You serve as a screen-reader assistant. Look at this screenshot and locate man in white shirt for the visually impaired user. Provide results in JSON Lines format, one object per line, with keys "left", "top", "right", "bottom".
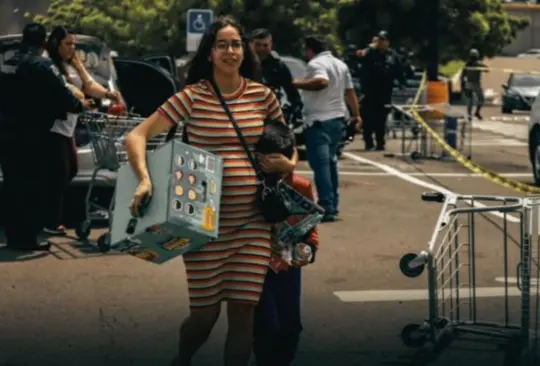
{"left": 293, "top": 35, "right": 360, "bottom": 222}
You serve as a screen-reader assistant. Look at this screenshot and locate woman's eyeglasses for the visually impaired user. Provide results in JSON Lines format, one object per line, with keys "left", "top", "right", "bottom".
{"left": 214, "top": 40, "right": 243, "bottom": 52}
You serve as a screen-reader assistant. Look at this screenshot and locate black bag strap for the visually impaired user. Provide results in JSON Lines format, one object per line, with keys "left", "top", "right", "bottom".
{"left": 209, "top": 79, "right": 265, "bottom": 181}
{"left": 164, "top": 123, "right": 189, "bottom": 143}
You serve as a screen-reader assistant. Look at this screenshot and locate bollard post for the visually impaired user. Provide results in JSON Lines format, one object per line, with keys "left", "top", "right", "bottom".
{"left": 442, "top": 116, "right": 457, "bottom": 159}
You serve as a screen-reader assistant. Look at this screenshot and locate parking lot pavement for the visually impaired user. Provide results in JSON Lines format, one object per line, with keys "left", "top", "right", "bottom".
{"left": 0, "top": 128, "right": 537, "bottom": 365}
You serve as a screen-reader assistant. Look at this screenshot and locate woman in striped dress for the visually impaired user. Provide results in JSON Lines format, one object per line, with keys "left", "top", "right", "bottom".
{"left": 125, "top": 16, "right": 297, "bottom": 366}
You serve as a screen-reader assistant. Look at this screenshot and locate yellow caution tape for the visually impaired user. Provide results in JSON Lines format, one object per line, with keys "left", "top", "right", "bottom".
{"left": 404, "top": 72, "right": 540, "bottom": 194}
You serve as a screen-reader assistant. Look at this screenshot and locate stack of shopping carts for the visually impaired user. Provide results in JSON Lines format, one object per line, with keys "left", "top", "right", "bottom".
{"left": 74, "top": 112, "right": 182, "bottom": 250}
{"left": 399, "top": 192, "right": 540, "bottom": 365}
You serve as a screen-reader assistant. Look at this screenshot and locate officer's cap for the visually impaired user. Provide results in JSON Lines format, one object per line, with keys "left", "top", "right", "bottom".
{"left": 377, "top": 31, "right": 389, "bottom": 41}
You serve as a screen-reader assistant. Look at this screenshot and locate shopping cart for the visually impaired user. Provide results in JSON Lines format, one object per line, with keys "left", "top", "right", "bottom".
{"left": 74, "top": 111, "right": 180, "bottom": 250}
{"left": 398, "top": 191, "right": 540, "bottom": 365}
{"left": 385, "top": 104, "right": 472, "bottom": 161}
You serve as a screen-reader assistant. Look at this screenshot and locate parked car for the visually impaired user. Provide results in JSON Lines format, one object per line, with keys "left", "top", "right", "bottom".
{"left": 527, "top": 91, "right": 540, "bottom": 185}
{"left": 502, "top": 73, "right": 540, "bottom": 114}
{"left": 0, "top": 33, "right": 180, "bottom": 224}
{"left": 0, "top": 33, "right": 180, "bottom": 188}
{"left": 517, "top": 49, "right": 540, "bottom": 59}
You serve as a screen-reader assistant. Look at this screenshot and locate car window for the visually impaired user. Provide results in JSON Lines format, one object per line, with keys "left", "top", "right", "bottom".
{"left": 511, "top": 74, "right": 540, "bottom": 87}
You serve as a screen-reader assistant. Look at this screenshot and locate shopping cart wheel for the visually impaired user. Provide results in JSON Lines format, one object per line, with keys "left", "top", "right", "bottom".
{"left": 401, "top": 323, "right": 427, "bottom": 348}
{"left": 399, "top": 253, "right": 425, "bottom": 278}
{"left": 97, "top": 233, "right": 111, "bottom": 253}
{"left": 410, "top": 151, "right": 420, "bottom": 160}
{"left": 75, "top": 220, "right": 91, "bottom": 241}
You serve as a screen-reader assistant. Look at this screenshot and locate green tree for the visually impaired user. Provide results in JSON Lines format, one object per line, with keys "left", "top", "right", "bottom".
{"left": 337, "top": 0, "right": 529, "bottom": 64}
{"left": 29, "top": 0, "right": 345, "bottom": 58}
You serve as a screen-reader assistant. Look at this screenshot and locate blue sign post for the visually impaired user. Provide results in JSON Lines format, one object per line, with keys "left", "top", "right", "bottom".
{"left": 186, "top": 9, "right": 213, "bottom": 52}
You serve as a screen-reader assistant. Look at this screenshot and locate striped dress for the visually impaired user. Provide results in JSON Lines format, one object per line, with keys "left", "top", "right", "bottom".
{"left": 158, "top": 78, "right": 284, "bottom": 309}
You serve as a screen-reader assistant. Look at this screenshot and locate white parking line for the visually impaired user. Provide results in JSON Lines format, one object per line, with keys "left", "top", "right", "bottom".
{"left": 333, "top": 287, "right": 521, "bottom": 303}
{"left": 296, "top": 170, "right": 531, "bottom": 178}
{"left": 341, "top": 152, "right": 521, "bottom": 223}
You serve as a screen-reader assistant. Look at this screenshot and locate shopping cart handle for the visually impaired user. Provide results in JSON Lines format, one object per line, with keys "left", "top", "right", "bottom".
{"left": 421, "top": 191, "right": 445, "bottom": 203}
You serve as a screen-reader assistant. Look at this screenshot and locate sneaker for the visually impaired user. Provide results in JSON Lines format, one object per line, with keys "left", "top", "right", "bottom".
{"left": 43, "top": 225, "right": 67, "bottom": 236}
{"left": 321, "top": 214, "right": 336, "bottom": 223}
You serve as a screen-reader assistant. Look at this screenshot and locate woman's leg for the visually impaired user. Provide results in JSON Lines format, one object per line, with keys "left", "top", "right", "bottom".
{"left": 174, "top": 305, "right": 221, "bottom": 366}
{"left": 43, "top": 134, "right": 71, "bottom": 232}
{"left": 224, "top": 302, "right": 256, "bottom": 366}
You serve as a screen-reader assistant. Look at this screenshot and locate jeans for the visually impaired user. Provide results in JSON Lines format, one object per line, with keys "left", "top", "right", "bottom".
{"left": 253, "top": 267, "right": 303, "bottom": 366}
{"left": 305, "top": 117, "right": 345, "bottom": 215}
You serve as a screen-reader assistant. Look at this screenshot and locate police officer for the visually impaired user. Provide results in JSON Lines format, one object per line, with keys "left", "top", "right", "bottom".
{"left": 461, "top": 48, "right": 488, "bottom": 120}
{"left": 0, "top": 23, "right": 89, "bottom": 251}
{"left": 250, "top": 29, "right": 303, "bottom": 112}
{"left": 358, "top": 31, "right": 406, "bottom": 151}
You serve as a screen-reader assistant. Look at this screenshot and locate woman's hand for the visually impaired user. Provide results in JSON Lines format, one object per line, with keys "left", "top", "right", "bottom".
{"left": 130, "top": 179, "right": 152, "bottom": 217}
{"left": 258, "top": 153, "right": 296, "bottom": 174}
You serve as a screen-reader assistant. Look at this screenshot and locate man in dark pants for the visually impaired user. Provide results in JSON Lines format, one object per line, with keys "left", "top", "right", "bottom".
{"left": 250, "top": 28, "right": 303, "bottom": 111}
{"left": 0, "top": 23, "right": 87, "bottom": 251}
{"left": 358, "top": 31, "right": 406, "bottom": 151}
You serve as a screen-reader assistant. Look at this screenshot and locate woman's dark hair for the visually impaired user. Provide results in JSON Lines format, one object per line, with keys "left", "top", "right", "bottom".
{"left": 46, "top": 26, "right": 75, "bottom": 76}
{"left": 185, "top": 16, "right": 261, "bottom": 85}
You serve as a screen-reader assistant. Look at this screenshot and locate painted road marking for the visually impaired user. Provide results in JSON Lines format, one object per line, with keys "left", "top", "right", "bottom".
{"left": 495, "top": 277, "right": 540, "bottom": 286}
{"left": 297, "top": 170, "right": 532, "bottom": 178}
{"left": 473, "top": 120, "right": 528, "bottom": 141}
{"left": 334, "top": 287, "right": 521, "bottom": 303}
{"left": 342, "top": 152, "right": 521, "bottom": 223}
{"left": 470, "top": 139, "right": 526, "bottom": 147}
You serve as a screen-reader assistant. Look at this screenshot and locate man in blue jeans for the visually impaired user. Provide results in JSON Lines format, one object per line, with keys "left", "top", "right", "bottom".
{"left": 293, "top": 35, "right": 361, "bottom": 222}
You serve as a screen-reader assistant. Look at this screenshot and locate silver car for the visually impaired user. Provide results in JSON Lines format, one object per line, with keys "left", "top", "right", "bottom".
{"left": 0, "top": 34, "right": 179, "bottom": 188}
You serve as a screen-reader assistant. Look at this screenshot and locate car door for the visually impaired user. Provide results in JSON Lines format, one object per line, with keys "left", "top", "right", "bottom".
{"left": 141, "top": 54, "right": 177, "bottom": 79}
{"left": 113, "top": 58, "right": 177, "bottom": 118}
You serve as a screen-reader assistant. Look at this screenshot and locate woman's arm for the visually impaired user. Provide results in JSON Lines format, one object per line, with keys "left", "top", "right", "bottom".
{"left": 125, "top": 112, "right": 172, "bottom": 182}
{"left": 72, "top": 55, "right": 118, "bottom": 100}
{"left": 126, "top": 89, "right": 194, "bottom": 182}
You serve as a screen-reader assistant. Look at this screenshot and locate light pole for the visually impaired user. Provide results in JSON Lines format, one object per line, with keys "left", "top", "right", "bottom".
{"left": 426, "top": 0, "right": 440, "bottom": 81}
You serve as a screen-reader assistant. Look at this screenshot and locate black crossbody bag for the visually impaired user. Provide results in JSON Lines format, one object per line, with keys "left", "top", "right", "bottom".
{"left": 209, "top": 79, "right": 291, "bottom": 223}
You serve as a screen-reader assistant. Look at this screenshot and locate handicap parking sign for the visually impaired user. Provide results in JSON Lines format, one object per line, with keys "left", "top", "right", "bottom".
{"left": 187, "top": 9, "right": 213, "bottom": 35}
{"left": 186, "top": 9, "right": 213, "bottom": 52}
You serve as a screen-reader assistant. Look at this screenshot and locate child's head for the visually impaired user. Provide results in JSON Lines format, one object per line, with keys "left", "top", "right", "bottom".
{"left": 255, "top": 119, "right": 295, "bottom": 159}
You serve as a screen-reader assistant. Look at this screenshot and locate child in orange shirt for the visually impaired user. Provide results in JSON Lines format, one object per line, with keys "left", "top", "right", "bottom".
{"left": 253, "top": 119, "right": 320, "bottom": 366}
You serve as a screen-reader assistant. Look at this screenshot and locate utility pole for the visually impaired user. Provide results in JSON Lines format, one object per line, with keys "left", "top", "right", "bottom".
{"left": 426, "top": 0, "right": 440, "bottom": 81}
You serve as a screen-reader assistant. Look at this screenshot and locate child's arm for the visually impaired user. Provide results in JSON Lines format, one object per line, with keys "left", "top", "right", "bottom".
{"left": 303, "top": 180, "right": 319, "bottom": 263}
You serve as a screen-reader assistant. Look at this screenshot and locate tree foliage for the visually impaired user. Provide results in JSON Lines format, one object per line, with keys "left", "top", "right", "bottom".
{"left": 29, "top": 0, "right": 529, "bottom": 64}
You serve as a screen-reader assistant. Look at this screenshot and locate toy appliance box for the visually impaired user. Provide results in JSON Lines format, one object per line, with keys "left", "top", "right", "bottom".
{"left": 110, "top": 139, "right": 224, "bottom": 264}
{"left": 272, "top": 183, "right": 326, "bottom": 248}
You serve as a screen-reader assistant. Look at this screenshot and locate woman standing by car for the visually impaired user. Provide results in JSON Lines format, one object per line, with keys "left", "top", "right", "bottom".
{"left": 44, "top": 25, "right": 122, "bottom": 236}
{"left": 125, "top": 16, "right": 297, "bottom": 366}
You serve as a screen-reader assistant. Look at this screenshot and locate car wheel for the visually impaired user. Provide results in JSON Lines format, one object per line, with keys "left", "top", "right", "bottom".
{"left": 532, "top": 132, "right": 540, "bottom": 186}
{"left": 502, "top": 105, "right": 512, "bottom": 114}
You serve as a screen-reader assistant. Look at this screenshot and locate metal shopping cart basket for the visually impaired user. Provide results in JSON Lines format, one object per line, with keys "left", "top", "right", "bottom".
{"left": 398, "top": 192, "right": 540, "bottom": 365}
{"left": 74, "top": 111, "right": 180, "bottom": 248}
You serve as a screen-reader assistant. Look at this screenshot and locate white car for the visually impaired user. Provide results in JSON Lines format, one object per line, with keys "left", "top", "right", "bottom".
{"left": 517, "top": 49, "right": 540, "bottom": 59}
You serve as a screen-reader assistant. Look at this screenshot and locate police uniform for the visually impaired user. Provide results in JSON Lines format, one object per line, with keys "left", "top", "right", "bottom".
{"left": 359, "top": 46, "right": 406, "bottom": 150}
{"left": 260, "top": 53, "right": 303, "bottom": 110}
{"left": 461, "top": 50, "right": 486, "bottom": 119}
{"left": 0, "top": 46, "right": 84, "bottom": 250}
